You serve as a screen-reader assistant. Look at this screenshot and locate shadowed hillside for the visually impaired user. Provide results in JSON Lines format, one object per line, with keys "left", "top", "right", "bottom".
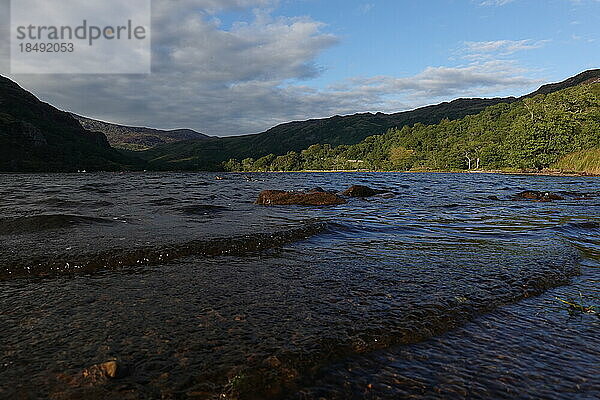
{"left": 73, "top": 114, "right": 210, "bottom": 151}
{"left": 0, "top": 76, "right": 141, "bottom": 172}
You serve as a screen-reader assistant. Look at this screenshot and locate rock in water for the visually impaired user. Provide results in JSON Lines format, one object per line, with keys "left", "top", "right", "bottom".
{"left": 342, "top": 185, "right": 386, "bottom": 198}
{"left": 82, "top": 361, "right": 126, "bottom": 383}
{"left": 255, "top": 190, "right": 346, "bottom": 206}
{"left": 515, "top": 191, "right": 564, "bottom": 201}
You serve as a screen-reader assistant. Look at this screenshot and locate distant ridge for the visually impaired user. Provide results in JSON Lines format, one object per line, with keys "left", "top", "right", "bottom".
{"left": 143, "top": 69, "right": 600, "bottom": 170}
{"left": 524, "top": 69, "right": 600, "bottom": 98}
{"left": 141, "top": 96, "right": 518, "bottom": 170}
{"left": 73, "top": 114, "right": 210, "bottom": 151}
{"left": 1, "top": 69, "right": 598, "bottom": 172}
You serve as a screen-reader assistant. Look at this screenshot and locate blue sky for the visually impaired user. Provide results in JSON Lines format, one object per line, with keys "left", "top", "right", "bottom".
{"left": 3, "top": 0, "right": 599, "bottom": 136}
{"left": 276, "top": 0, "right": 599, "bottom": 90}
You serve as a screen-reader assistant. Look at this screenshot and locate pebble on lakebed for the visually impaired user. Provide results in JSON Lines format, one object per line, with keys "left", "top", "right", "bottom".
{"left": 82, "top": 360, "right": 127, "bottom": 383}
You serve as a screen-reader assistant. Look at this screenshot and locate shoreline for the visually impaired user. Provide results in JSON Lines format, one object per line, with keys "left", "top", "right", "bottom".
{"left": 238, "top": 169, "right": 600, "bottom": 177}
{"left": 0, "top": 169, "right": 598, "bottom": 177}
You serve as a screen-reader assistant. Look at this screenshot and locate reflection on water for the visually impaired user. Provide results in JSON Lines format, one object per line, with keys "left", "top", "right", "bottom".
{"left": 0, "top": 172, "right": 598, "bottom": 399}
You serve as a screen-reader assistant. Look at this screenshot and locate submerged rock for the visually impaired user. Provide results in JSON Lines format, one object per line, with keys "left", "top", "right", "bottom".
{"left": 558, "top": 191, "right": 597, "bottom": 200}
{"left": 342, "top": 185, "right": 387, "bottom": 198}
{"left": 263, "top": 356, "right": 282, "bottom": 368}
{"left": 255, "top": 190, "right": 346, "bottom": 206}
{"left": 82, "top": 361, "right": 127, "bottom": 383}
{"left": 514, "top": 191, "right": 564, "bottom": 201}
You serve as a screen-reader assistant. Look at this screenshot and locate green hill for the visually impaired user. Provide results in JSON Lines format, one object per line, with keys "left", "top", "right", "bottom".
{"left": 143, "top": 70, "right": 600, "bottom": 171}
{"left": 2, "top": 69, "right": 598, "bottom": 173}
{"left": 0, "top": 76, "right": 142, "bottom": 172}
{"left": 142, "top": 98, "right": 514, "bottom": 171}
{"left": 229, "top": 82, "right": 600, "bottom": 173}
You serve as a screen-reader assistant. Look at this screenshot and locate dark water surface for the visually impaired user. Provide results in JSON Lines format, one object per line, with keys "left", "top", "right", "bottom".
{"left": 0, "top": 172, "right": 598, "bottom": 399}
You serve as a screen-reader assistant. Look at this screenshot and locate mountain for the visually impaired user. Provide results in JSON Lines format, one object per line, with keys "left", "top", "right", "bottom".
{"left": 142, "top": 97, "right": 517, "bottom": 170}
{"left": 0, "top": 76, "right": 141, "bottom": 172}
{"left": 143, "top": 69, "right": 600, "bottom": 171}
{"left": 2, "top": 69, "right": 598, "bottom": 173}
{"left": 234, "top": 80, "right": 600, "bottom": 173}
{"left": 73, "top": 115, "right": 211, "bottom": 151}
{"left": 524, "top": 69, "right": 600, "bottom": 98}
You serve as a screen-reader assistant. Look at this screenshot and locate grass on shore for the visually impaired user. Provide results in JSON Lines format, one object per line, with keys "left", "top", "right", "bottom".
{"left": 555, "top": 149, "right": 600, "bottom": 175}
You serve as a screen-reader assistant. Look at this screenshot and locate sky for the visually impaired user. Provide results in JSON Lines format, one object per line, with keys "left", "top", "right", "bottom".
{"left": 1, "top": 0, "right": 599, "bottom": 136}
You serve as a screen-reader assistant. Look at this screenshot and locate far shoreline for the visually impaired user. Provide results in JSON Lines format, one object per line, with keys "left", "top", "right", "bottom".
{"left": 0, "top": 169, "right": 598, "bottom": 177}
{"left": 234, "top": 169, "right": 600, "bottom": 178}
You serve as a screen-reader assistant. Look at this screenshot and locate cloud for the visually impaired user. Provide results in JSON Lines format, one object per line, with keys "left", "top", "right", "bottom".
{"left": 5, "top": 1, "right": 338, "bottom": 135}
{"left": 2, "top": 0, "right": 545, "bottom": 136}
{"left": 153, "top": 0, "right": 277, "bottom": 15}
{"left": 464, "top": 39, "right": 549, "bottom": 58}
{"left": 152, "top": 9, "right": 337, "bottom": 82}
{"left": 357, "top": 3, "right": 375, "bottom": 14}
{"left": 0, "top": 0, "right": 8, "bottom": 72}
{"left": 481, "top": 0, "right": 599, "bottom": 5}
{"left": 479, "top": 0, "right": 516, "bottom": 6}
{"left": 330, "top": 61, "right": 539, "bottom": 102}
{"left": 571, "top": 33, "right": 596, "bottom": 42}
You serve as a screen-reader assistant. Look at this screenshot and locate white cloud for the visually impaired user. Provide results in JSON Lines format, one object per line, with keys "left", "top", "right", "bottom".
{"left": 152, "top": 9, "right": 337, "bottom": 82}
{"left": 357, "top": 3, "right": 375, "bottom": 14}
{"left": 464, "top": 39, "right": 549, "bottom": 58}
{"left": 1, "top": 0, "right": 546, "bottom": 136}
{"left": 153, "top": 0, "right": 277, "bottom": 15}
{"left": 479, "top": 0, "right": 516, "bottom": 6}
{"left": 330, "top": 61, "right": 539, "bottom": 102}
{"left": 481, "top": 0, "right": 599, "bottom": 5}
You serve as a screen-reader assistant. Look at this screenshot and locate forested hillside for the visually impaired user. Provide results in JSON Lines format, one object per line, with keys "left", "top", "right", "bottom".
{"left": 1, "top": 70, "right": 598, "bottom": 173}
{"left": 143, "top": 69, "right": 599, "bottom": 171}
{"left": 224, "top": 83, "right": 600, "bottom": 173}
{"left": 142, "top": 98, "right": 515, "bottom": 170}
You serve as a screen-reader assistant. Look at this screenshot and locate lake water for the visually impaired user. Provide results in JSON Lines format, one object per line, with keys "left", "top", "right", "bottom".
{"left": 0, "top": 172, "right": 598, "bottom": 399}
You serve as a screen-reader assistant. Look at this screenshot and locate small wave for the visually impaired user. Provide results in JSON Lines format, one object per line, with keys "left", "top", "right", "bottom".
{"left": 556, "top": 221, "right": 600, "bottom": 237}
{"left": 562, "top": 221, "right": 600, "bottom": 231}
{"left": 36, "top": 197, "right": 83, "bottom": 207}
{"left": 180, "top": 204, "right": 228, "bottom": 216}
{"left": 430, "top": 203, "right": 463, "bottom": 209}
{"left": 558, "top": 222, "right": 600, "bottom": 262}
{"left": 80, "top": 183, "right": 112, "bottom": 194}
{"left": 0, "top": 214, "right": 114, "bottom": 236}
{"left": 557, "top": 191, "right": 599, "bottom": 199}
{"left": 150, "top": 197, "right": 179, "bottom": 206}
{"left": 205, "top": 255, "right": 581, "bottom": 400}
{"left": 36, "top": 198, "right": 114, "bottom": 208}
{"left": 0, "top": 222, "right": 329, "bottom": 280}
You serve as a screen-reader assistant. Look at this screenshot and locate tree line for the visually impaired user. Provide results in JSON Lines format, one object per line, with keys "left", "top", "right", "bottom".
{"left": 223, "top": 84, "right": 600, "bottom": 172}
